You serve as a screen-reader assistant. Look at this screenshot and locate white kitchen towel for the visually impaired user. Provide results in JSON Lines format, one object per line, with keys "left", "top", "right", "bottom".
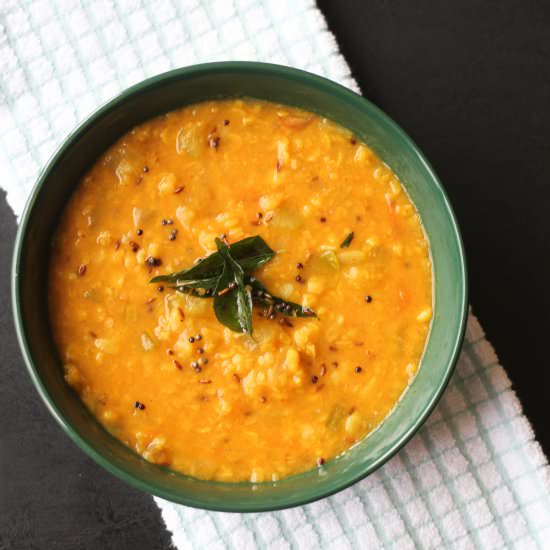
{"left": 1, "top": 1, "right": 548, "bottom": 549}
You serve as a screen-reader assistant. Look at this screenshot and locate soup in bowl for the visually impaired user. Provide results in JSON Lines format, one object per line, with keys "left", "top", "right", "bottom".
{"left": 13, "top": 62, "right": 467, "bottom": 510}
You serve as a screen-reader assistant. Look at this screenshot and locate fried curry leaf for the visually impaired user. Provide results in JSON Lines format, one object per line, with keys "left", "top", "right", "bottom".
{"left": 150, "top": 235, "right": 316, "bottom": 332}
{"left": 340, "top": 232, "right": 354, "bottom": 248}
{"left": 228, "top": 236, "right": 275, "bottom": 272}
{"left": 150, "top": 236, "right": 275, "bottom": 285}
{"left": 212, "top": 238, "right": 253, "bottom": 334}
{"left": 247, "top": 277, "right": 317, "bottom": 318}
{"left": 171, "top": 276, "right": 220, "bottom": 290}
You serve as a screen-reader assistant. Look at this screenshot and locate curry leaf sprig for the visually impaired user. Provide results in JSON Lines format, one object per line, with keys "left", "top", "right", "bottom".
{"left": 150, "top": 236, "right": 316, "bottom": 334}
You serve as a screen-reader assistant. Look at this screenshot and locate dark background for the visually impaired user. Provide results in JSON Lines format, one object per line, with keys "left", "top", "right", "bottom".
{"left": 1, "top": 1, "right": 548, "bottom": 548}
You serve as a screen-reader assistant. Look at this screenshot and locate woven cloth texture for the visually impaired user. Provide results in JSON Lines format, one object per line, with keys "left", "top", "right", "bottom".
{"left": 1, "top": 1, "right": 548, "bottom": 549}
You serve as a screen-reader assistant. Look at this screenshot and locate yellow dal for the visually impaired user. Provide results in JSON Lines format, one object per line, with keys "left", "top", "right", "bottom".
{"left": 49, "top": 99, "right": 432, "bottom": 482}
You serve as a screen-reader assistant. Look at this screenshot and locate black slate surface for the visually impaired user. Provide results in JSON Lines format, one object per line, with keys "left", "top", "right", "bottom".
{"left": 1, "top": 1, "right": 549, "bottom": 548}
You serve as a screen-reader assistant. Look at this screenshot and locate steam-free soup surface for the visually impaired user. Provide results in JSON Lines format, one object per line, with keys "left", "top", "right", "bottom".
{"left": 49, "top": 99, "right": 432, "bottom": 482}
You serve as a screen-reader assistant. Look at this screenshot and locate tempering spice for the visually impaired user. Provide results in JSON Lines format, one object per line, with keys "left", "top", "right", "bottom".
{"left": 150, "top": 236, "right": 317, "bottom": 334}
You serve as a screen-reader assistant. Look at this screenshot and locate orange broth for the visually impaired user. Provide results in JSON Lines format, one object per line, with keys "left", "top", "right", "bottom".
{"left": 49, "top": 99, "right": 432, "bottom": 481}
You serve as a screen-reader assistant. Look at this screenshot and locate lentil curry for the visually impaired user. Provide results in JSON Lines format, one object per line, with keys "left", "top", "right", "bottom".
{"left": 49, "top": 99, "right": 432, "bottom": 482}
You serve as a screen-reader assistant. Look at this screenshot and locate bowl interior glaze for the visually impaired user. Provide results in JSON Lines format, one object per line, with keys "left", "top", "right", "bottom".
{"left": 12, "top": 62, "right": 467, "bottom": 511}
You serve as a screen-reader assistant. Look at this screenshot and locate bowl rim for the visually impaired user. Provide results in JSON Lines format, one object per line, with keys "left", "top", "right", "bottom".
{"left": 12, "top": 61, "right": 468, "bottom": 512}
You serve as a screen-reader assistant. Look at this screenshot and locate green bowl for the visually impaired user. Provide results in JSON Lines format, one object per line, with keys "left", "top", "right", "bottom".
{"left": 12, "top": 62, "right": 467, "bottom": 512}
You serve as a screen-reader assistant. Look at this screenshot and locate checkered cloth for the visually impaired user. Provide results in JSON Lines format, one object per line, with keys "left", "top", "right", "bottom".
{"left": 1, "top": 1, "right": 548, "bottom": 549}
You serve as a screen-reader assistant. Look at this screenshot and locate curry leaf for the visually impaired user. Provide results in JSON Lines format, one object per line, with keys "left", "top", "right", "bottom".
{"left": 340, "top": 232, "right": 354, "bottom": 248}
{"left": 151, "top": 256, "right": 223, "bottom": 284}
{"left": 150, "top": 236, "right": 274, "bottom": 284}
{"left": 171, "top": 276, "right": 220, "bottom": 290}
{"left": 247, "top": 277, "right": 317, "bottom": 318}
{"left": 213, "top": 238, "right": 253, "bottom": 334}
{"left": 227, "top": 236, "right": 275, "bottom": 272}
{"left": 150, "top": 235, "right": 316, "bottom": 332}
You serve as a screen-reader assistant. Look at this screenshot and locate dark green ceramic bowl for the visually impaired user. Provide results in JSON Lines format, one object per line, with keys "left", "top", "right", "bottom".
{"left": 12, "top": 62, "right": 467, "bottom": 512}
